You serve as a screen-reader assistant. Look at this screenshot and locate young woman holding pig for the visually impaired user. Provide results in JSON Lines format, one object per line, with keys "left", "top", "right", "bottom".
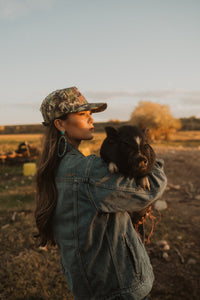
{"left": 35, "top": 87, "right": 167, "bottom": 300}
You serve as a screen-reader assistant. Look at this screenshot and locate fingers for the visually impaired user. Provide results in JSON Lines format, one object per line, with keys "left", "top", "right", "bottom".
{"left": 108, "top": 162, "right": 119, "bottom": 173}
{"left": 138, "top": 176, "right": 151, "bottom": 190}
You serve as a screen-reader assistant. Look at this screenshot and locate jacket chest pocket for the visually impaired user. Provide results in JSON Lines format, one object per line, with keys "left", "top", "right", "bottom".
{"left": 123, "top": 234, "right": 140, "bottom": 276}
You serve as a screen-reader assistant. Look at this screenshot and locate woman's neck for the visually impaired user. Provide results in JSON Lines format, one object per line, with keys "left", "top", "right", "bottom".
{"left": 66, "top": 137, "right": 81, "bottom": 149}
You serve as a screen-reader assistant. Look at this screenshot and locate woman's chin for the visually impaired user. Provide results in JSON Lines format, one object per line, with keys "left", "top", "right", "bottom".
{"left": 88, "top": 133, "right": 94, "bottom": 140}
{"left": 81, "top": 133, "right": 94, "bottom": 140}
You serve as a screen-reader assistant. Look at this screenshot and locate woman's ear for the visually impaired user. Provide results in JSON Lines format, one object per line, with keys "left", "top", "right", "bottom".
{"left": 54, "top": 119, "right": 64, "bottom": 132}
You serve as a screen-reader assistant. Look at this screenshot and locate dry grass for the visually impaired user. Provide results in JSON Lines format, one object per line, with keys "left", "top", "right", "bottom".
{"left": 169, "top": 130, "right": 200, "bottom": 141}
{"left": 1, "top": 130, "right": 200, "bottom": 154}
{"left": 0, "top": 134, "right": 42, "bottom": 141}
{"left": 0, "top": 134, "right": 43, "bottom": 153}
{"left": 0, "top": 133, "right": 107, "bottom": 156}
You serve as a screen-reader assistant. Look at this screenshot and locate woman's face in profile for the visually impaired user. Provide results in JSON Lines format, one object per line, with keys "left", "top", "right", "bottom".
{"left": 62, "top": 110, "right": 94, "bottom": 145}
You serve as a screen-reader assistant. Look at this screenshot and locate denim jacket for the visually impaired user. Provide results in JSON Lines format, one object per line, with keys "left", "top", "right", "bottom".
{"left": 53, "top": 143, "right": 167, "bottom": 300}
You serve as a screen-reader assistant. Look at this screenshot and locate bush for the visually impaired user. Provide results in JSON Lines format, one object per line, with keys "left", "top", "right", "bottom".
{"left": 129, "top": 101, "right": 182, "bottom": 140}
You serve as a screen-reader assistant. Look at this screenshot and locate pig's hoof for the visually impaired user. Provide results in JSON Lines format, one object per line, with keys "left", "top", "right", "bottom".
{"left": 108, "top": 162, "right": 119, "bottom": 173}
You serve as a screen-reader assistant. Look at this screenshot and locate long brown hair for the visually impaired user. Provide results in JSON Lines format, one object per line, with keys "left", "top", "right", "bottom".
{"left": 35, "top": 116, "right": 67, "bottom": 246}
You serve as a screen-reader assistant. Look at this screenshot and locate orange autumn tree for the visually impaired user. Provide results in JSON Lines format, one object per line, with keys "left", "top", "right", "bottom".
{"left": 129, "top": 101, "right": 181, "bottom": 140}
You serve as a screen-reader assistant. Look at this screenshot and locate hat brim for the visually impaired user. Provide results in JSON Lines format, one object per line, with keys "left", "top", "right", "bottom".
{"left": 79, "top": 102, "right": 107, "bottom": 113}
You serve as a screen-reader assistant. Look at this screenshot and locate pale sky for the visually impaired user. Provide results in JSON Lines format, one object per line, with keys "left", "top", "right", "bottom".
{"left": 0, "top": 0, "right": 200, "bottom": 125}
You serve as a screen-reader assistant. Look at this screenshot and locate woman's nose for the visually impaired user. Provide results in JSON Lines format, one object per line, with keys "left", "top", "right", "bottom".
{"left": 89, "top": 115, "right": 94, "bottom": 123}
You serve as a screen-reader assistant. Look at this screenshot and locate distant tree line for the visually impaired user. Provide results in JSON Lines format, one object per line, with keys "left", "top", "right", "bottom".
{"left": 180, "top": 116, "right": 200, "bottom": 131}
{"left": 0, "top": 124, "right": 45, "bottom": 135}
{"left": 0, "top": 121, "right": 128, "bottom": 135}
{"left": 0, "top": 111, "right": 200, "bottom": 136}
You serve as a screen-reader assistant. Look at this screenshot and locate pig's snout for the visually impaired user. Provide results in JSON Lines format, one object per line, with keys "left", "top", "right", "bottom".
{"left": 128, "top": 153, "right": 149, "bottom": 177}
{"left": 136, "top": 156, "right": 148, "bottom": 169}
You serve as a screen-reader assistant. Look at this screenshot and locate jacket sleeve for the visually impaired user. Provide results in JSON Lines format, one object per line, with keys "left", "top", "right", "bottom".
{"left": 86, "top": 156, "right": 167, "bottom": 213}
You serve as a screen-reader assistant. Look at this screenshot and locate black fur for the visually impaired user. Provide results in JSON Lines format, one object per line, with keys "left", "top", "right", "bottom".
{"left": 100, "top": 125, "right": 156, "bottom": 179}
{"left": 100, "top": 125, "right": 156, "bottom": 240}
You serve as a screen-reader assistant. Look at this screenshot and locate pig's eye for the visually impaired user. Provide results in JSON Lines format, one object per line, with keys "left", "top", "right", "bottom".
{"left": 121, "top": 140, "right": 129, "bottom": 145}
{"left": 122, "top": 141, "right": 133, "bottom": 148}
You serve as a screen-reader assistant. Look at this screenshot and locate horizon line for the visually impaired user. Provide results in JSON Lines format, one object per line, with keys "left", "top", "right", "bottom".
{"left": 1, "top": 114, "right": 199, "bottom": 128}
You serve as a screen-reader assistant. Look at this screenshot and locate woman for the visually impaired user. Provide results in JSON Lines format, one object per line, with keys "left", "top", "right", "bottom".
{"left": 35, "top": 86, "right": 167, "bottom": 300}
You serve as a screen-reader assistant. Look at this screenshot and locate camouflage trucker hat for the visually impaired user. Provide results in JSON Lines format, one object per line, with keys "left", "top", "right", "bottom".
{"left": 40, "top": 86, "right": 107, "bottom": 125}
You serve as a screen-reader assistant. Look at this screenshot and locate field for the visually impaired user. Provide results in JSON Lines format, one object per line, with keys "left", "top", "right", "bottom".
{"left": 0, "top": 131, "right": 200, "bottom": 299}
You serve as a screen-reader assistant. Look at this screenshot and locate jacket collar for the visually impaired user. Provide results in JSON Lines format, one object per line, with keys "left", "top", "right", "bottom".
{"left": 66, "top": 142, "right": 84, "bottom": 157}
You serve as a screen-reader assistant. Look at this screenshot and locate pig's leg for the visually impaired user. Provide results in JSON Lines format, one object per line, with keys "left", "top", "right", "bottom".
{"left": 108, "top": 162, "right": 119, "bottom": 173}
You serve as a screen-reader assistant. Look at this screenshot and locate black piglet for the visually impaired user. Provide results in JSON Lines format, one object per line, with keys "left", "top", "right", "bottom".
{"left": 100, "top": 125, "right": 157, "bottom": 242}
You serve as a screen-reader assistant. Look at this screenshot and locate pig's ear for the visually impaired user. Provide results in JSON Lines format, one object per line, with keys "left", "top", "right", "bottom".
{"left": 105, "top": 126, "right": 118, "bottom": 139}
{"left": 143, "top": 128, "right": 150, "bottom": 141}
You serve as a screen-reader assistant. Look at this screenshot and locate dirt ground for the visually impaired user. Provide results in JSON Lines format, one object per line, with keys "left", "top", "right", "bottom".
{"left": 149, "top": 147, "right": 200, "bottom": 300}
{"left": 0, "top": 146, "right": 200, "bottom": 299}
